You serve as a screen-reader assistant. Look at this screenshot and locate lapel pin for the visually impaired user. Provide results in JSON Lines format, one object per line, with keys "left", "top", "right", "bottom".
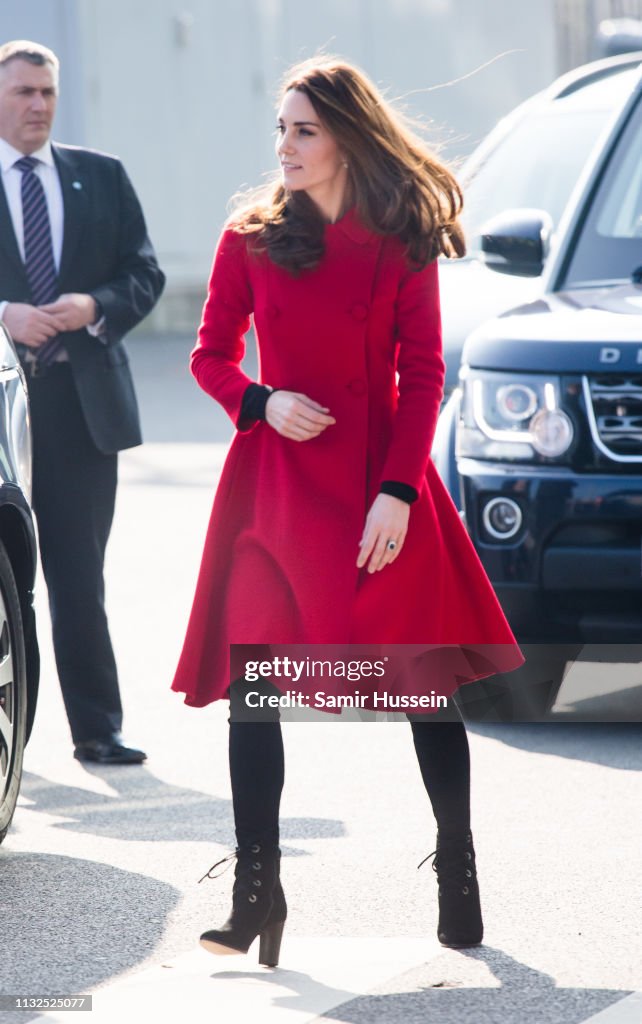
{"left": 72, "top": 180, "right": 83, "bottom": 190}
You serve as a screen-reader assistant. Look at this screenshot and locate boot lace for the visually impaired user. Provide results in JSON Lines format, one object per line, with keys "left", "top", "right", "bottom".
{"left": 198, "top": 849, "right": 238, "bottom": 884}
{"left": 417, "top": 843, "right": 476, "bottom": 893}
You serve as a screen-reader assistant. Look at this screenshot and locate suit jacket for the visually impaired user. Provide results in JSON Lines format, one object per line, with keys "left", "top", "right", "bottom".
{"left": 0, "top": 142, "right": 165, "bottom": 453}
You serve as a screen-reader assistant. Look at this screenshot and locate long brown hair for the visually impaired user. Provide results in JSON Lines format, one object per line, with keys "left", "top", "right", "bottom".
{"left": 231, "top": 56, "right": 465, "bottom": 274}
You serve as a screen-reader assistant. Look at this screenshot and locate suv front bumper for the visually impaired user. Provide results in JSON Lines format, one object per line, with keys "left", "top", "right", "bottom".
{"left": 459, "top": 457, "right": 642, "bottom": 643}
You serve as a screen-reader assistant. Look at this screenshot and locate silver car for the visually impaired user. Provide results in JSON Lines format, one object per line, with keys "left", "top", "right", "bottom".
{"left": 0, "top": 323, "right": 39, "bottom": 844}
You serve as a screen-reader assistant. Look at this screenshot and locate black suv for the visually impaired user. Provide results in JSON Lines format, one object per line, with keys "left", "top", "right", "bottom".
{"left": 435, "top": 58, "right": 642, "bottom": 719}
{"left": 439, "top": 52, "right": 642, "bottom": 395}
{"left": 0, "top": 323, "right": 39, "bottom": 842}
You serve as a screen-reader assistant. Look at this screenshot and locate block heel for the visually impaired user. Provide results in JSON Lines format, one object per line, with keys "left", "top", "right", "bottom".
{"left": 258, "top": 919, "right": 285, "bottom": 967}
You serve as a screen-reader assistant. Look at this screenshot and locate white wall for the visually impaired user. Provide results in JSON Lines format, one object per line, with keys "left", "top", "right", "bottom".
{"left": 3, "top": 0, "right": 557, "bottom": 328}
{"left": 0, "top": 0, "right": 85, "bottom": 140}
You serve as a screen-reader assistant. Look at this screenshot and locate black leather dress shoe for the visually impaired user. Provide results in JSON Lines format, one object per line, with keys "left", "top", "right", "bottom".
{"left": 73, "top": 737, "right": 147, "bottom": 764}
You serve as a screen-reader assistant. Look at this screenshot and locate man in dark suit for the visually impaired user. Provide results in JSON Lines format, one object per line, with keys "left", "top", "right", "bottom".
{"left": 0, "top": 40, "right": 165, "bottom": 763}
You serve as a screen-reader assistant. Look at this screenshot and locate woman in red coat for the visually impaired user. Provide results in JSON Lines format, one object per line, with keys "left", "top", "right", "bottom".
{"left": 172, "top": 56, "right": 523, "bottom": 965}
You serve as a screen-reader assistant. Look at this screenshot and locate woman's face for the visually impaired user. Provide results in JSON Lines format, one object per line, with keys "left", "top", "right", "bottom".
{"left": 275, "top": 88, "right": 348, "bottom": 214}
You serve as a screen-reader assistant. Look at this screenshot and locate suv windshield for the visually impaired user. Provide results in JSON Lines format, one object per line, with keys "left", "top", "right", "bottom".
{"left": 462, "top": 109, "right": 610, "bottom": 247}
{"left": 563, "top": 91, "right": 642, "bottom": 286}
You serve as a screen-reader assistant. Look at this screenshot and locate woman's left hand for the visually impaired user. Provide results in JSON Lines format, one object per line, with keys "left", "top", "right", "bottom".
{"left": 357, "top": 494, "right": 410, "bottom": 573}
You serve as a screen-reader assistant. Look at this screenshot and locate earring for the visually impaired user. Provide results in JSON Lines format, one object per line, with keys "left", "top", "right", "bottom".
{"left": 342, "top": 161, "right": 348, "bottom": 168}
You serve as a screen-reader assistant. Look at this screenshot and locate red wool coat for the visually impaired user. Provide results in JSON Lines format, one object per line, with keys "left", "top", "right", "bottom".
{"left": 171, "top": 209, "right": 524, "bottom": 709}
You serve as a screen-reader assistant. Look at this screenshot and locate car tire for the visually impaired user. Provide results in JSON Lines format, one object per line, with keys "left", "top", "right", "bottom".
{"left": 455, "top": 644, "right": 583, "bottom": 723}
{"left": 0, "top": 539, "right": 27, "bottom": 844}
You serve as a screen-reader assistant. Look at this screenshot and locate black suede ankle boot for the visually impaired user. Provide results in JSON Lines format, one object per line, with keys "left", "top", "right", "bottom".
{"left": 199, "top": 843, "right": 287, "bottom": 966}
{"left": 419, "top": 831, "right": 483, "bottom": 948}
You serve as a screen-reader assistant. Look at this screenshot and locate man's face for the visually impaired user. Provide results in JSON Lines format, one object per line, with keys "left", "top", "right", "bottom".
{"left": 0, "top": 58, "right": 58, "bottom": 154}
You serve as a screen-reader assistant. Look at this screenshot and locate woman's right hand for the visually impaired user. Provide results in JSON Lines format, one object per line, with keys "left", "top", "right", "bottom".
{"left": 265, "top": 390, "right": 336, "bottom": 441}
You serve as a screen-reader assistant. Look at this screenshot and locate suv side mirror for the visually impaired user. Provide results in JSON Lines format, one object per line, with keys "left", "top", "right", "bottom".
{"left": 480, "top": 208, "right": 553, "bottom": 277}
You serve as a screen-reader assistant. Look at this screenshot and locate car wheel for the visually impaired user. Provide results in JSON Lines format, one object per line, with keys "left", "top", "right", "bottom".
{"left": 455, "top": 644, "right": 583, "bottom": 723}
{"left": 0, "top": 540, "right": 27, "bottom": 844}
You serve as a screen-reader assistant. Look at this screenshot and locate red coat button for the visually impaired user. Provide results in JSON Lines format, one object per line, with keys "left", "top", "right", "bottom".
{"left": 268, "top": 304, "right": 281, "bottom": 318}
{"left": 350, "top": 303, "right": 369, "bottom": 321}
{"left": 347, "top": 378, "right": 367, "bottom": 396}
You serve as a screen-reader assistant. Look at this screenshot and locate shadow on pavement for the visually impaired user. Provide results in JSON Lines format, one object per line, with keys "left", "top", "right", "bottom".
{"left": 0, "top": 770, "right": 346, "bottom": 1020}
{"left": 551, "top": 686, "right": 642, "bottom": 721}
{"left": 311, "top": 946, "right": 632, "bottom": 1024}
{"left": 17, "top": 769, "right": 344, "bottom": 847}
{"left": 0, "top": 851, "right": 177, "bottom": 1024}
{"left": 467, "top": 721, "right": 642, "bottom": 770}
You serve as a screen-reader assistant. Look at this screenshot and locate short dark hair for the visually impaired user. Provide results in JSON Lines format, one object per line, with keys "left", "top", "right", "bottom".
{"left": 0, "top": 40, "right": 59, "bottom": 75}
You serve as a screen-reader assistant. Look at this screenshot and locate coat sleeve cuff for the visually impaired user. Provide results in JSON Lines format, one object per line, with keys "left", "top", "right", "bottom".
{"left": 379, "top": 480, "right": 419, "bottom": 504}
{"left": 240, "top": 383, "right": 272, "bottom": 422}
{"left": 238, "top": 384, "right": 282, "bottom": 430}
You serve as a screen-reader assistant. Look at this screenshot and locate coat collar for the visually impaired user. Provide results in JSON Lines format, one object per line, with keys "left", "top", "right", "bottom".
{"left": 328, "top": 206, "right": 379, "bottom": 246}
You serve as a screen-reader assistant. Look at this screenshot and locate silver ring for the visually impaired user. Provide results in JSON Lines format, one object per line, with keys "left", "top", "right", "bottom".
{"left": 387, "top": 540, "right": 397, "bottom": 551}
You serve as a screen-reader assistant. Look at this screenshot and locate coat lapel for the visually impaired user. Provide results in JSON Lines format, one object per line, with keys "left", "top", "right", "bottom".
{"left": 335, "top": 206, "right": 380, "bottom": 246}
{"left": 0, "top": 176, "right": 28, "bottom": 283}
{"left": 52, "top": 144, "right": 88, "bottom": 287}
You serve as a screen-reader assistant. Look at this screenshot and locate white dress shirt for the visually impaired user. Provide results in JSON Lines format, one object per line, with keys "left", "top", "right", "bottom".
{"left": 0, "top": 137, "right": 64, "bottom": 267}
{"left": 0, "top": 137, "right": 104, "bottom": 340}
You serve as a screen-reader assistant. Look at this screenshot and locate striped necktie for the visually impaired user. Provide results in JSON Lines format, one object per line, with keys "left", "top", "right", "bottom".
{"left": 14, "top": 155, "right": 63, "bottom": 365}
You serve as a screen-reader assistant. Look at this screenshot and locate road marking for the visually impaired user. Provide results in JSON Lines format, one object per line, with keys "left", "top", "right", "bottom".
{"left": 32, "top": 936, "right": 441, "bottom": 1024}
{"left": 580, "top": 992, "right": 642, "bottom": 1023}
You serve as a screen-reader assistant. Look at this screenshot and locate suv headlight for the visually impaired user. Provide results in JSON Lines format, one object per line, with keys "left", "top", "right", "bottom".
{"left": 457, "top": 368, "right": 574, "bottom": 461}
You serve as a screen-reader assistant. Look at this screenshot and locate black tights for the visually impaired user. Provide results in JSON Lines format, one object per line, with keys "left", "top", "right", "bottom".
{"left": 408, "top": 716, "right": 470, "bottom": 838}
{"left": 229, "top": 681, "right": 285, "bottom": 848}
{"left": 228, "top": 681, "right": 470, "bottom": 847}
